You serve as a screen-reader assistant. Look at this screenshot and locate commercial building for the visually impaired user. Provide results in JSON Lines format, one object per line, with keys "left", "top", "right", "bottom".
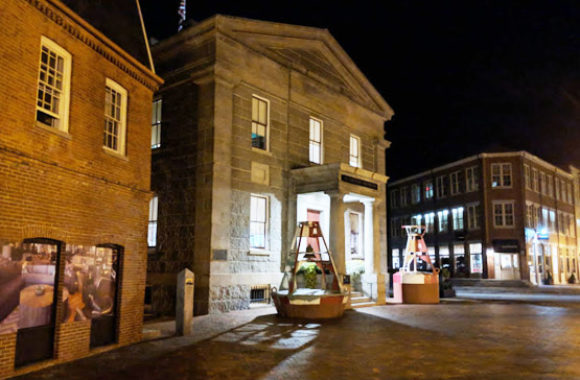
{"left": 147, "top": 15, "right": 393, "bottom": 315}
{"left": 0, "top": 0, "right": 162, "bottom": 377}
{"left": 388, "top": 152, "right": 579, "bottom": 285}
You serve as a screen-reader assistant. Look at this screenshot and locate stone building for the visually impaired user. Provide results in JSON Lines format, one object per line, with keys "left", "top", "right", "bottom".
{"left": 147, "top": 15, "right": 393, "bottom": 315}
{"left": 388, "top": 151, "right": 579, "bottom": 285}
{"left": 0, "top": 0, "right": 161, "bottom": 377}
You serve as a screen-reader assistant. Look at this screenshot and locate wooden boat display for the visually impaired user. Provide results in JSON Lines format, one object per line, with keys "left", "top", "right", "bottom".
{"left": 271, "top": 221, "right": 348, "bottom": 319}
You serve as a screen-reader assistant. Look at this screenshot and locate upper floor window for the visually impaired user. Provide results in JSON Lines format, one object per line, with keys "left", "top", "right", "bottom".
{"left": 436, "top": 176, "right": 447, "bottom": 198}
{"left": 103, "top": 79, "right": 128, "bottom": 154}
{"left": 561, "top": 179, "right": 567, "bottom": 203}
{"left": 493, "top": 201, "right": 514, "bottom": 228}
{"left": 400, "top": 186, "right": 408, "bottom": 207}
{"left": 467, "top": 203, "right": 480, "bottom": 230}
{"left": 524, "top": 165, "right": 531, "bottom": 190}
{"left": 547, "top": 175, "right": 553, "bottom": 197}
{"left": 349, "top": 134, "right": 361, "bottom": 168}
{"left": 148, "top": 196, "right": 158, "bottom": 247}
{"left": 540, "top": 172, "right": 547, "bottom": 195}
{"left": 390, "top": 189, "right": 400, "bottom": 209}
{"left": 411, "top": 184, "right": 421, "bottom": 204}
{"left": 555, "top": 178, "right": 561, "bottom": 200}
{"left": 466, "top": 166, "right": 479, "bottom": 192}
{"left": 531, "top": 168, "right": 539, "bottom": 192}
{"left": 250, "top": 194, "right": 268, "bottom": 249}
{"left": 36, "top": 37, "right": 71, "bottom": 132}
{"left": 251, "top": 96, "right": 269, "bottom": 150}
{"left": 452, "top": 207, "right": 464, "bottom": 230}
{"left": 309, "top": 117, "right": 323, "bottom": 164}
{"left": 151, "top": 98, "right": 162, "bottom": 149}
{"left": 491, "top": 163, "right": 512, "bottom": 188}
{"left": 450, "top": 171, "right": 461, "bottom": 195}
{"left": 424, "top": 180, "right": 434, "bottom": 200}
{"left": 567, "top": 183, "right": 573, "bottom": 204}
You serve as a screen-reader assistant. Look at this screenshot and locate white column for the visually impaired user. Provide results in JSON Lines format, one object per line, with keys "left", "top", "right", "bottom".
{"left": 327, "top": 191, "right": 346, "bottom": 275}
{"left": 362, "top": 199, "right": 374, "bottom": 274}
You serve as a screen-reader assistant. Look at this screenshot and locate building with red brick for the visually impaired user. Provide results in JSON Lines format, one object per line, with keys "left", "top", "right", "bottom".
{"left": 388, "top": 152, "right": 579, "bottom": 285}
{"left": 147, "top": 15, "right": 393, "bottom": 315}
{"left": 0, "top": 0, "right": 162, "bottom": 377}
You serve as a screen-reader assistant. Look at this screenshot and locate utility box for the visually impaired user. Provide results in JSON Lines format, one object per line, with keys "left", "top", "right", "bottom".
{"left": 176, "top": 269, "right": 194, "bottom": 336}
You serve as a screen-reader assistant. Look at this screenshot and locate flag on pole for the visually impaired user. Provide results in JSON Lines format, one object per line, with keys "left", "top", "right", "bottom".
{"left": 178, "top": 0, "right": 186, "bottom": 31}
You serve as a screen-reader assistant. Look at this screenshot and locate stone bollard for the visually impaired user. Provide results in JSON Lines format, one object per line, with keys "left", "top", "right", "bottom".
{"left": 176, "top": 268, "right": 194, "bottom": 336}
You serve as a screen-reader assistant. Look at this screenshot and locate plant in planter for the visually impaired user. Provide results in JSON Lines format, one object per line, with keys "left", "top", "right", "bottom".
{"left": 440, "top": 268, "right": 455, "bottom": 298}
{"left": 568, "top": 273, "right": 576, "bottom": 284}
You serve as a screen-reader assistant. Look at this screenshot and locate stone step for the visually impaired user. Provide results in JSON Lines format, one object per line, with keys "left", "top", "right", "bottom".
{"left": 352, "top": 301, "right": 376, "bottom": 309}
{"left": 351, "top": 296, "right": 372, "bottom": 304}
{"left": 142, "top": 328, "right": 161, "bottom": 341}
{"left": 451, "top": 279, "right": 531, "bottom": 288}
{"left": 350, "top": 291, "right": 363, "bottom": 298}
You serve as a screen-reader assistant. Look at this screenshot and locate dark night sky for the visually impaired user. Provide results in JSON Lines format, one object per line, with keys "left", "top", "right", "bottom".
{"left": 140, "top": 0, "right": 579, "bottom": 179}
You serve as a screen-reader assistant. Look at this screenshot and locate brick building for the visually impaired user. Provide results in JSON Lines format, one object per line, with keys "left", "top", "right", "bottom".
{"left": 147, "top": 15, "right": 393, "bottom": 315}
{"left": 0, "top": 0, "right": 161, "bottom": 377}
{"left": 387, "top": 152, "right": 579, "bottom": 285}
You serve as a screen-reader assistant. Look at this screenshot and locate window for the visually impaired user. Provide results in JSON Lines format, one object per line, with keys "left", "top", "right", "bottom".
{"left": 348, "top": 212, "right": 363, "bottom": 258}
{"left": 424, "top": 181, "right": 434, "bottom": 200}
{"left": 524, "top": 165, "right": 531, "bottom": 190}
{"left": 467, "top": 203, "right": 480, "bottom": 230}
{"left": 151, "top": 98, "right": 162, "bottom": 149}
{"left": 390, "top": 189, "right": 400, "bottom": 209}
{"left": 567, "top": 183, "right": 573, "bottom": 204}
{"left": 411, "top": 214, "right": 423, "bottom": 226}
{"left": 309, "top": 118, "right": 323, "bottom": 164}
{"left": 561, "top": 179, "right": 567, "bottom": 203}
{"left": 436, "top": 176, "right": 447, "bottom": 198}
{"left": 437, "top": 210, "right": 449, "bottom": 232}
{"left": 555, "top": 178, "right": 560, "bottom": 200}
{"left": 547, "top": 175, "right": 553, "bottom": 197}
{"left": 103, "top": 79, "right": 128, "bottom": 154}
{"left": 250, "top": 195, "right": 268, "bottom": 249}
{"left": 540, "top": 172, "right": 547, "bottom": 195}
{"left": 411, "top": 184, "right": 421, "bottom": 204}
{"left": 452, "top": 207, "right": 464, "bottom": 230}
{"left": 450, "top": 171, "right": 460, "bottom": 195}
{"left": 531, "top": 168, "right": 539, "bottom": 192}
{"left": 349, "top": 134, "right": 361, "bottom": 167}
{"left": 148, "top": 196, "right": 158, "bottom": 247}
{"left": 424, "top": 212, "right": 435, "bottom": 233}
{"left": 251, "top": 96, "right": 269, "bottom": 150}
{"left": 400, "top": 187, "right": 408, "bottom": 207}
{"left": 493, "top": 201, "right": 514, "bottom": 227}
{"left": 36, "top": 37, "right": 71, "bottom": 132}
{"left": 491, "top": 163, "right": 512, "bottom": 188}
{"left": 466, "top": 166, "right": 479, "bottom": 192}
{"left": 525, "top": 203, "right": 534, "bottom": 228}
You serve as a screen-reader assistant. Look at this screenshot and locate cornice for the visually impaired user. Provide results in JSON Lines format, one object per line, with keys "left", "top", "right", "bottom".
{"left": 27, "top": 0, "right": 163, "bottom": 90}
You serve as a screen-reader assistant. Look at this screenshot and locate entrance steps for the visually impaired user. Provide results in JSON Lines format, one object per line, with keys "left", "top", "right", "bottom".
{"left": 451, "top": 279, "right": 532, "bottom": 288}
{"left": 350, "top": 291, "right": 375, "bottom": 308}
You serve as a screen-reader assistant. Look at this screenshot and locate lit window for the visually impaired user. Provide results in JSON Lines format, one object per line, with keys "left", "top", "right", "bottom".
{"left": 250, "top": 195, "right": 268, "bottom": 249}
{"left": 148, "top": 196, "right": 158, "bottom": 247}
{"left": 491, "top": 163, "right": 512, "bottom": 188}
{"left": 466, "top": 166, "right": 479, "bottom": 192}
{"left": 452, "top": 207, "right": 464, "bottom": 230}
{"left": 411, "top": 184, "right": 421, "bottom": 204}
{"left": 424, "top": 181, "right": 434, "bottom": 199}
{"left": 424, "top": 212, "right": 435, "bottom": 233}
{"left": 251, "top": 96, "right": 269, "bottom": 150}
{"left": 349, "top": 134, "right": 361, "bottom": 168}
{"left": 103, "top": 79, "right": 128, "bottom": 154}
{"left": 36, "top": 37, "right": 71, "bottom": 132}
{"left": 309, "top": 118, "right": 323, "bottom": 164}
{"left": 437, "top": 210, "right": 449, "bottom": 232}
{"left": 493, "top": 201, "right": 514, "bottom": 227}
{"left": 151, "top": 98, "right": 162, "bottom": 149}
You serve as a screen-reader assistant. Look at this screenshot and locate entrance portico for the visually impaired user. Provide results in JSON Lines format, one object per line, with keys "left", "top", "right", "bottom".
{"left": 290, "top": 163, "right": 388, "bottom": 303}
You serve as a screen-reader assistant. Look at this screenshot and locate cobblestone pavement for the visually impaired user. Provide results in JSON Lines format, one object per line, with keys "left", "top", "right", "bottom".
{"left": 15, "top": 300, "right": 580, "bottom": 380}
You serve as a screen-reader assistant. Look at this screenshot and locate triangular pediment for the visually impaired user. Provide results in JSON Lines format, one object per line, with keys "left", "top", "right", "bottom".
{"left": 215, "top": 16, "right": 394, "bottom": 119}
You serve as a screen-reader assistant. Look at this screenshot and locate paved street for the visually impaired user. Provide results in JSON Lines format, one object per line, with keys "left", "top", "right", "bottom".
{"left": 16, "top": 299, "right": 580, "bottom": 380}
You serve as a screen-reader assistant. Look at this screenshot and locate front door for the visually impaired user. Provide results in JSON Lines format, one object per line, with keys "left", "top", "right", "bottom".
{"left": 306, "top": 209, "right": 321, "bottom": 253}
{"left": 14, "top": 239, "right": 60, "bottom": 367}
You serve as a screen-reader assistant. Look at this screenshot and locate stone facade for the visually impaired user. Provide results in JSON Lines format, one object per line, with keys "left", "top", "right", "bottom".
{"left": 0, "top": 0, "right": 161, "bottom": 378}
{"left": 149, "top": 15, "right": 393, "bottom": 315}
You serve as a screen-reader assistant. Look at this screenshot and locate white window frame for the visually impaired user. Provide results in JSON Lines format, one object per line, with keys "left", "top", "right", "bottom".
{"left": 466, "top": 166, "right": 479, "bottom": 192}
{"left": 250, "top": 194, "right": 269, "bottom": 250}
{"left": 491, "top": 163, "right": 512, "bottom": 188}
{"left": 36, "top": 36, "right": 72, "bottom": 133}
{"left": 450, "top": 171, "right": 460, "bottom": 195}
{"left": 567, "top": 183, "right": 573, "bottom": 204}
{"left": 411, "top": 184, "right": 421, "bottom": 204}
{"left": 151, "top": 98, "right": 162, "bottom": 149}
{"left": 424, "top": 181, "right": 434, "bottom": 200}
{"left": 547, "top": 174, "right": 553, "bottom": 197}
{"left": 532, "top": 168, "right": 539, "bottom": 192}
{"left": 103, "top": 78, "right": 128, "bottom": 155}
{"left": 555, "top": 178, "right": 561, "bottom": 200}
{"left": 251, "top": 95, "right": 270, "bottom": 151}
{"left": 493, "top": 200, "right": 515, "bottom": 228}
{"left": 540, "top": 172, "right": 547, "bottom": 195}
{"left": 349, "top": 134, "right": 362, "bottom": 168}
{"left": 466, "top": 203, "right": 480, "bottom": 230}
{"left": 424, "top": 212, "right": 435, "bottom": 233}
{"left": 436, "top": 176, "right": 447, "bottom": 199}
{"left": 437, "top": 209, "right": 449, "bottom": 232}
{"left": 308, "top": 117, "right": 323, "bottom": 164}
{"left": 524, "top": 164, "right": 531, "bottom": 190}
{"left": 148, "top": 195, "right": 158, "bottom": 247}
{"left": 452, "top": 207, "right": 464, "bottom": 230}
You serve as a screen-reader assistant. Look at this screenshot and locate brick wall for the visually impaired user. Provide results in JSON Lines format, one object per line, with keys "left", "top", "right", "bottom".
{"left": 0, "top": 0, "right": 160, "bottom": 378}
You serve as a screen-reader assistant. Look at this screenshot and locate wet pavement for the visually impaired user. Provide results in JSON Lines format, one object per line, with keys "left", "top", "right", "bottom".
{"left": 14, "top": 300, "right": 580, "bottom": 380}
